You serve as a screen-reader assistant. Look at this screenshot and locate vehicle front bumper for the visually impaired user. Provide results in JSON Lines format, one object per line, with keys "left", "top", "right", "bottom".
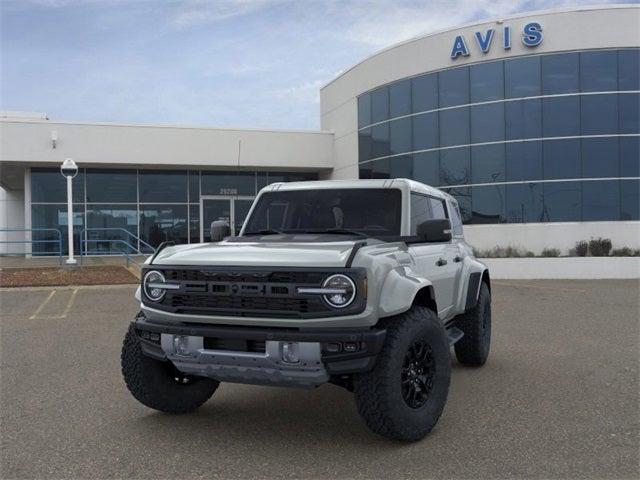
{"left": 133, "top": 313, "right": 386, "bottom": 389}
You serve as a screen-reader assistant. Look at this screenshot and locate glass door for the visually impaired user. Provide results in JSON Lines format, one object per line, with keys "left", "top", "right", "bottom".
{"left": 200, "top": 196, "right": 254, "bottom": 241}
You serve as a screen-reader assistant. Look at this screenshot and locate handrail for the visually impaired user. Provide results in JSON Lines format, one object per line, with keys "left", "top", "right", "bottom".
{"left": 79, "top": 228, "right": 156, "bottom": 267}
{"left": 81, "top": 227, "right": 155, "bottom": 253}
{"left": 0, "top": 228, "right": 63, "bottom": 265}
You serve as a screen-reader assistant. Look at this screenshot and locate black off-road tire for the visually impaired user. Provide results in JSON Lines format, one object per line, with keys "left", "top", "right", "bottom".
{"left": 353, "top": 306, "right": 451, "bottom": 442}
{"left": 454, "top": 282, "right": 491, "bottom": 366}
{"left": 121, "top": 325, "right": 219, "bottom": 413}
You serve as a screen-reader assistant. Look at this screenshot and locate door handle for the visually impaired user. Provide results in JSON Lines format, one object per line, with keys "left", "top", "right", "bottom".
{"left": 436, "top": 258, "right": 447, "bottom": 267}
{"left": 453, "top": 256, "right": 462, "bottom": 263}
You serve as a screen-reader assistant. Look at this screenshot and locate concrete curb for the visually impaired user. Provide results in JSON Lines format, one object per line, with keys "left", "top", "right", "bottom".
{"left": 480, "top": 257, "right": 640, "bottom": 279}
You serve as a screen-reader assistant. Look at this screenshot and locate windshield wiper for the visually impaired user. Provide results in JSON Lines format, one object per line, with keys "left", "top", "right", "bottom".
{"left": 242, "top": 229, "right": 285, "bottom": 236}
{"left": 302, "top": 228, "right": 369, "bottom": 238}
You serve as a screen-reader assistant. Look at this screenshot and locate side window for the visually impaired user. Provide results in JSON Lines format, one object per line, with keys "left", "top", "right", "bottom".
{"left": 410, "top": 194, "right": 432, "bottom": 234}
{"left": 449, "top": 202, "right": 464, "bottom": 236}
{"left": 429, "top": 198, "right": 447, "bottom": 219}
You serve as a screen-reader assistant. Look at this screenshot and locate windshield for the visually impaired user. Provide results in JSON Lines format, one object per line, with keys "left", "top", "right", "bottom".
{"left": 242, "top": 188, "right": 402, "bottom": 238}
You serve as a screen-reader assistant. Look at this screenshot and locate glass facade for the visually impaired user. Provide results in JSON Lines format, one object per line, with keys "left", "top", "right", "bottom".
{"left": 357, "top": 48, "right": 640, "bottom": 224}
{"left": 31, "top": 168, "right": 317, "bottom": 254}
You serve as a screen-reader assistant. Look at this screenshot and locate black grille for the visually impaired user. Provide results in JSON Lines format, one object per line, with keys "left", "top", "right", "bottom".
{"left": 145, "top": 267, "right": 367, "bottom": 319}
{"left": 203, "top": 337, "right": 266, "bottom": 353}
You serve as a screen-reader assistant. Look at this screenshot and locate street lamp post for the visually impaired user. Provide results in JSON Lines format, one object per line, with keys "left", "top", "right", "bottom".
{"left": 60, "top": 158, "right": 78, "bottom": 265}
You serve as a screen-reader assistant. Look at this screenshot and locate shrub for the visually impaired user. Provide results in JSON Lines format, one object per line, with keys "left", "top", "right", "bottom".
{"left": 574, "top": 241, "right": 589, "bottom": 257}
{"left": 589, "top": 237, "right": 612, "bottom": 257}
{"left": 540, "top": 248, "right": 561, "bottom": 257}
{"left": 611, "top": 247, "right": 640, "bottom": 257}
{"left": 474, "top": 246, "right": 535, "bottom": 258}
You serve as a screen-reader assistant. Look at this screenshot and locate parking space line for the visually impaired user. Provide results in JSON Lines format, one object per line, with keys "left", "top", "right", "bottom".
{"left": 29, "top": 290, "right": 56, "bottom": 319}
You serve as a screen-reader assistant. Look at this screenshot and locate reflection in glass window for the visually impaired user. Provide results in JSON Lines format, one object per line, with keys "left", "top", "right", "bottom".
{"left": 31, "top": 204, "right": 84, "bottom": 255}
{"left": 621, "top": 180, "right": 640, "bottom": 220}
{"left": 412, "top": 73, "right": 438, "bottom": 113}
{"left": 371, "top": 87, "right": 389, "bottom": 123}
{"left": 359, "top": 128, "right": 372, "bottom": 162}
{"left": 440, "top": 147, "right": 470, "bottom": 186}
{"left": 429, "top": 198, "right": 447, "bottom": 219}
{"left": 580, "top": 51, "right": 617, "bottom": 92}
{"left": 31, "top": 168, "right": 85, "bottom": 203}
{"left": 267, "top": 172, "right": 317, "bottom": 183}
{"left": 201, "top": 172, "right": 255, "bottom": 196}
{"left": 506, "top": 183, "right": 543, "bottom": 223}
{"left": 619, "top": 93, "right": 639, "bottom": 134}
{"left": 618, "top": 49, "right": 640, "bottom": 91}
{"left": 583, "top": 181, "right": 620, "bottom": 221}
{"left": 471, "top": 144, "right": 505, "bottom": 184}
{"left": 389, "top": 155, "right": 413, "bottom": 179}
{"left": 389, "top": 117, "right": 412, "bottom": 155}
{"left": 439, "top": 67, "right": 469, "bottom": 108}
{"left": 358, "top": 94, "right": 371, "bottom": 128}
{"left": 188, "top": 171, "right": 200, "bottom": 203}
{"left": 470, "top": 103, "right": 505, "bottom": 143}
{"left": 390, "top": 79, "right": 411, "bottom": 118}
{"left": 471, "top": 185, "right": 505, "bottom": 224}
{"left": 410, "top": 194, "right": 432, "bottom": 234}
{"left": 412, "top": 112, "right": 438, "bottom": 151}
{"left": 505, "top": 56, "right": 541, "bottom": 98}
{"left": 139, "top": 205, "right": 188, "bottom": 247}
{"left": 86, "top": 205, "right": 138, "bottom": 254}
{"left": 542, "top": 182, "right": 581, "bottom": 222}
{"left": 582, "top": 137, "right": 619, "bottom": 178}
{"left": 439, "top": 108, "right": 470, "bottom": 147}
{"left": 620, "top": 136, "right": 640, "bottom": 177}
{"left": 581, "top": 94, "right": 618, "bottom": 135}
{"left": 359, "top": 165, "right": 373, "bottom": 179}
{"left": 371, "top": 123, "right": 390, "bottom": 158}
{"left": 470, "top": 61, "right": 504, "bottom": 102}
{"left": 543, "top": 139, "right": 581, "bottom": 179}
{"left": 86, "top": 170, "right": 137, "bottom": 203}
{"left": 446, "top": 187, "right": 471, "bottom": 222}
{"left": 506, "top": 142, "right": 543, "bottom": 182}
{"left": 189, "top": 204, "right": 200, "bottom": 243}
{"left": 542, "top": 96, "right": 580, "bottom": 137}
{"left": 505, "top": 99, "right": 542, "bottom": 140}
{"left": 370, "top": 158, "right": 391, "bottom": 179}
{"left": 449, "top": 202, "right": 464, "bottom": 236}
{"left": 542, "top": 52, "right": 579, "bottom": 94}
{"left": 139, "top": 170, "right": 188, "bottom": 203}
{"left": 413, "top": 152, "right": 439, "bottom": 187}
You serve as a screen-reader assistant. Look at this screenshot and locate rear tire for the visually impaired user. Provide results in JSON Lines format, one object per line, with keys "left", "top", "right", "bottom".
{"left": 454, "top": 282, "right": 491, "bottom": 366}
{"left": 353, "top": 306, "right": 451, "bottom": 441}
{"left": 121, "top": 325, "right": 219, "bottom": 413}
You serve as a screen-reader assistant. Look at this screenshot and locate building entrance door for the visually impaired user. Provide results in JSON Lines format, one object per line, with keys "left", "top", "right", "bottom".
{"left": 200, "top": 196, "right": 254, "bottom": 242}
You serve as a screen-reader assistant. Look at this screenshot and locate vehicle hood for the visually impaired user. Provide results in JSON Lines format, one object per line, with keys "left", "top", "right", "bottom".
{"left": 150, "top": 240, "right": 360, "bottom": 268}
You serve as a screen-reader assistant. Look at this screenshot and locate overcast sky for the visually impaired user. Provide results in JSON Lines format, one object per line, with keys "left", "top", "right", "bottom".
{"left": 0, "top": 0, "right": 629, "bottom": 130}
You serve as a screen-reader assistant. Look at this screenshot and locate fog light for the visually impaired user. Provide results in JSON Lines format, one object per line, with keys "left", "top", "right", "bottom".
{"left": 344, "top": 342, "right": 358, "bottom": 352}
{"left": 325, "top": 342, "right": 342, "bottom": 353}
{"left": 173, "top": 335, "right": 190, "bottom": 356}
{"left": 282, "top": 342, "right": 300, "bottom": 364}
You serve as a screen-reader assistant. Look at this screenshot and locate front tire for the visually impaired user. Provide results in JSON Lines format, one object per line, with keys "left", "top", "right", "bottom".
{"left": 353, "top": 306, "right": 451, "bottom": 441}
{"left": 454, "top": 282, "right": 491, "bottom": 366}
{"left": 121, "top": 325, "right": 219, "bottom": 413}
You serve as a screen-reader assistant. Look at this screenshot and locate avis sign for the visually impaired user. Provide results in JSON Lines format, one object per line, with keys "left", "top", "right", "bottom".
{"left": 450, "top": 22, "right": 543, "bottom": 59}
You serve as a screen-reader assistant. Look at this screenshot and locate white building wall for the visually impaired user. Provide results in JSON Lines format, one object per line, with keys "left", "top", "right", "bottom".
{"left": 0, "top": 186, "right": 26, "bottom": 254}
{"left": 0, "top": 120, "right": 334, "bottom": 171}
{"left": 464, "top": 221, "right": 640, "bottom": 255}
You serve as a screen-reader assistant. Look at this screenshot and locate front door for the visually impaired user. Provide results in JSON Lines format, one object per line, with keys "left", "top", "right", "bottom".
{"left": 200, "top": 196, "right": 254, "bottom": 242}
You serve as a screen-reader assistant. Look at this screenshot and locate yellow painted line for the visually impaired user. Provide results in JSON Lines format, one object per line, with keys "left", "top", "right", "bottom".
{"left": 29, "top": 290, "right": 56, "bottom": 320}
{"left": 58, "top": 288, "right": 78, "bottom": 318}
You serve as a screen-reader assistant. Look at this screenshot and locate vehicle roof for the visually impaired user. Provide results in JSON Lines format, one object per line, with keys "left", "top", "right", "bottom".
{"left": 263, "top": 178, "right": 453, "bottom": 201}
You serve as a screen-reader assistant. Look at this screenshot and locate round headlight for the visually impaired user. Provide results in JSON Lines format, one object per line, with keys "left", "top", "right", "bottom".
{"left": 322, "top": 274, "right": 356, "bottom": 308}
{"left": 143, "top": 270, "right": 166, "bottom": 302}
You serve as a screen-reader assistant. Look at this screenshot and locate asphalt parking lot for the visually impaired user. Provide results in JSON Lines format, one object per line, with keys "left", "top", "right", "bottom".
{"left": 1, "top": 280, "right": 638, "bottom": 479}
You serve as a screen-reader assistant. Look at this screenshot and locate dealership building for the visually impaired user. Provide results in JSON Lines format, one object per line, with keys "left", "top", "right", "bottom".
{"left": 1, "top": 5, "right": 638, "bottom": 256}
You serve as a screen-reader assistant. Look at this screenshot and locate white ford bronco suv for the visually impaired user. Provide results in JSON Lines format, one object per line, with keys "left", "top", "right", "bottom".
{"left": 122, "top": 179, "right": 491, "bottom": 441}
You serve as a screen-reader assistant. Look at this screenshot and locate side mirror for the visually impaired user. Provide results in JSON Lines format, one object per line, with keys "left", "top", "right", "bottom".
{"left": 416, "top": 219, "right": 452, "bottom": 243}
{"left": 210, "top": 220, "right": 231, "bottom": 242}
